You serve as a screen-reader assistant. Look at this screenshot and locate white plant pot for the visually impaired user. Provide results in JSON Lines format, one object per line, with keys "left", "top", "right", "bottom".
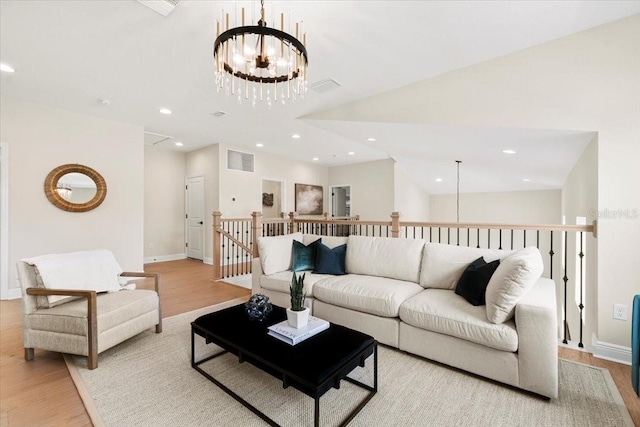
{"left": 286, "top": 307, "right": 310, "bottom": 329}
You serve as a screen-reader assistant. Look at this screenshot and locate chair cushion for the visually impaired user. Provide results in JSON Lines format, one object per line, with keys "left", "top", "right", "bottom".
{"left": 25, "top": 289, "right": 159, "bottom": 336}
{"left": 485, "top": 246, "right": 544, "bottom": 324}
{"left": 399, "top": 289, "right": 518, "bottom": 352}
{"left": 313, "top": 274, "right": 424, "bottom": 318}
{"left": 346, "top": 235, "right": 426, "bottom": 283}
{"left": 420, "top": 243, "right": 514, "bottom": 290}
{"left": 258, "top": 232, "right": 303, "bottom": 275}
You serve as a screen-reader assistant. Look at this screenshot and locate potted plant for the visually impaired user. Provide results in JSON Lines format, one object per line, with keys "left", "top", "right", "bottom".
{"left": 287, "top": 272, "right": 309, "bottom": 328}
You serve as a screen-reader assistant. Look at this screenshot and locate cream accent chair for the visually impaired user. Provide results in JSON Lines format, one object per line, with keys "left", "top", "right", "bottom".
{"left": 16, "top": 250, "right": 162, "bottom": 369}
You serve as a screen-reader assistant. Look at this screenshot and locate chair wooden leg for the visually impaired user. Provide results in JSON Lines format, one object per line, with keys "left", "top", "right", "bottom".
{"left": 25, "top": 348, "right": 34, "bottom": 361}
{"left": 156, "top": 319, "right": 162, "bottom": 334}
{"left": 87, "top": 351, "right": 98, "bottom": 370}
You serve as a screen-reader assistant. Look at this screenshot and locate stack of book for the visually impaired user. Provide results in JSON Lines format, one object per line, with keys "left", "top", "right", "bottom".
{"left": 267, "top": 316, "right": 330, "bottom": 345}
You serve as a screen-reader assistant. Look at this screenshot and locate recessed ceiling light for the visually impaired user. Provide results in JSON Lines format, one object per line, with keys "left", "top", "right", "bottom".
{"left": 436, "top": 178, "right": 443, "bottom": 182}
{"left": 291, "top": 134, "right": 301, "bottom": 139}
{"left": 159, "top": 108, "right": 172, "bottom": 115}
{"left": 0, "top": 63, "right": 15, "bottom": 73}
{"left": 502, "top": 149, "right": 516, "bottom": 154}
{"left": 366, "top": 137, "right": 376, "bottom": 142}
{"left": 312, "top": 157, "right": 319, "bottom": 161}
{"left": 174, "top": 142, "right": 184, "bottom": 147}
{"left": 522, "top": 178, "right": 531, "bottom": 182}
{"left": 256, "top": 143, "right": 264, "bottom": 147}
{"left": 348, "top": 151, "right": 355, "bottom": 155}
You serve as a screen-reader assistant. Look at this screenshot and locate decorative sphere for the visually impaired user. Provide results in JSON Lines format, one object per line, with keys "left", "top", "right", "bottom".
{"left": 245, "top": 294, "right": 273, "bottom": 321}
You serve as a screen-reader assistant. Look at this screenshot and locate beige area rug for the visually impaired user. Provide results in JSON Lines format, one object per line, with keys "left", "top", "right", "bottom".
{"left": 65, "top": 300, "right": 634, "bottom": 427}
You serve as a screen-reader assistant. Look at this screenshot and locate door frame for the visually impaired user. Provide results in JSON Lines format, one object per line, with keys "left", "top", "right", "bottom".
{"left": 185, "top": 175, "right": 205, "bottom": 261}
{"left": 329, "top": 184, "right": 351, "bottom": 218}
{"left": 1, "top": 142, "right": 18, "bottom": 299}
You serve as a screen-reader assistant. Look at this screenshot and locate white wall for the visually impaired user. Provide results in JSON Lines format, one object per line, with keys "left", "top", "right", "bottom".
{"left": 310, "top": 15, "right": 640, "bottom": 348}
{"left": 144, "top": 145, "right": 186, "bottom": 261}
{"left": 430, "top": 190, "right": 561, "bottom": 224}
{"left": 0, "top": 97, "right": 144, "bottom": 293}
{"left": 394, "top": 165, "right": 430, "bottom": 221}
{"left": 218, "top": 144, "right": 329, "bottom": 217}
{"left": 329, "top": 159, "right": 395, "bottom": 220}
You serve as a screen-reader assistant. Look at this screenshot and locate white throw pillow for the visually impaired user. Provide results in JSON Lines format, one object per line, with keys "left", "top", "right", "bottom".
{"left": 258, "top": 232, "right": 303, "bottom": 275}
{"left": 420, "top": 243, "right": 514, "bottom": 289}
{"left": 485, "top": 246, "right": 544, "bottom": 324}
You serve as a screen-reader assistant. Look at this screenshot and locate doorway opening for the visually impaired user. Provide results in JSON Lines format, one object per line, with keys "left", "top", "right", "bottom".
{"left": 262, "top": 179, "right": 284, "bottom": 219}
{"left": 330, "top": 185, "right": 351, "bottom": 218}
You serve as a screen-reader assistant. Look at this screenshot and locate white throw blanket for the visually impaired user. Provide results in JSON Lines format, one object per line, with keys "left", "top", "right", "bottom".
{"left": 23, "top": 249, "right": 124, "bottom": 305}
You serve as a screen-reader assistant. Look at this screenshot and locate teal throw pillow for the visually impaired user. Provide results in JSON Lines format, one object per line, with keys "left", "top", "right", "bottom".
{"left": 314, "top": 242, "right": 347, "bottom": 275}
{"left": 292, "top": 239, "right": 321, "bottom": 272}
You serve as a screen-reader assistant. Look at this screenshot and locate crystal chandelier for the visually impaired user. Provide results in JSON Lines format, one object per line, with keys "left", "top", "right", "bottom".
{"left": 213, "top": 0, "right": 309, "bottom": 106}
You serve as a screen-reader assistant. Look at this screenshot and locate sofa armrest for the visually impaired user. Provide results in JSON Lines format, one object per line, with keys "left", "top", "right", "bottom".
{"left": 515, "top": 277, "right": 558, "bottom": 398}
{"left": 26, "top": 287, "right": 98, "bottom": 369}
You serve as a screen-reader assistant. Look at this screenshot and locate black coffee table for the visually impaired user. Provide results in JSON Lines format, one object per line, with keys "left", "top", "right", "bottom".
{"left": 191, "top": 304, "right": 377, "bottom": 427}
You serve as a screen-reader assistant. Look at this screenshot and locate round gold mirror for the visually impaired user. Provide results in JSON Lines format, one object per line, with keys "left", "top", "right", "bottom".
{"left": 44, "top": 164, "right": 106, "bottom": 212}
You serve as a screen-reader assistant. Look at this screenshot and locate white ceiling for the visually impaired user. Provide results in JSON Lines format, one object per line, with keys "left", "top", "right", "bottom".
{"left": 1, "top": 1, "right": 638, "bottom": 194}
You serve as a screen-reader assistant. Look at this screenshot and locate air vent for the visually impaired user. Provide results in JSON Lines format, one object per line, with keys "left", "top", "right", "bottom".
{"left": 309, "top": 78, "right": 341, "bottom": 94}
{"left": 211, "top": 111, "right": 227, "bottom": 118}
{"left": 137, "top": 0, "right": 180, "bottom": 16}
{"left": 227, "top": 150, "right": 255, "bottom": 173}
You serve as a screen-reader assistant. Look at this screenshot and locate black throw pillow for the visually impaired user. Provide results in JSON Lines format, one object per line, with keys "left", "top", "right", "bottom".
{"left": 455, "top": 256, "right": 500, "bottom": 306}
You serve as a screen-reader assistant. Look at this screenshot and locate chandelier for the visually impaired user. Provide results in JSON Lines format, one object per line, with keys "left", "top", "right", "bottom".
{"left": 213, "top": 0, "right": 308, "bottom": 105}
{"left": 56, "top": 183, "right": 72, "bottom": 201}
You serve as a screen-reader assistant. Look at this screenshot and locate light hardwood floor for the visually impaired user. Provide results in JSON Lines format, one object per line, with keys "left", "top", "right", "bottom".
{"left": 1, "top": 259, "right": 638, "bottom": 426}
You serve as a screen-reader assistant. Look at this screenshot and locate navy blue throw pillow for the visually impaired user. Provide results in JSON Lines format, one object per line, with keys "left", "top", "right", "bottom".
{"left": 292, "top": 239, "right": 321, "bottom": 272}
{"left": 313, "top": 242, "right": 347, "bottom": 275}
{"left": 455, "top": 256, "right": 500, "bottom": 306}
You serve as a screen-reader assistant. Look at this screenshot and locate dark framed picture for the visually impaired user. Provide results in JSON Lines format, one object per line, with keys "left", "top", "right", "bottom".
{"left": 294, "top": 184, "right": 323, "bottom": 215}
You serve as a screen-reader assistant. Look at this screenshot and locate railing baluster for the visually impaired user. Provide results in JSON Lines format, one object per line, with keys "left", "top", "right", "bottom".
{"left": 510, "top": 229, "right": 514, "bottom": 250}
{"left": 499, "top": 229, "right": 502, "bottom": 250}
{"left": 578, "top": 231, "right": 584, "bottom": 348}
{"left": 476, "top": 229, "right": 480, "bottom": 248}
{"left": 562, "top": 230, "right": 568, "bottom": 344}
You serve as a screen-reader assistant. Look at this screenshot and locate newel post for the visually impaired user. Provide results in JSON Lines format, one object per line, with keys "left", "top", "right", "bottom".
{"left": 252, "top": 211, "right": 262, "bottom": 258}
{"left": 391, "top": 212, "right": 401, "bottom": 238}
{"left": 212, "top": 211, "right": 222, "bottom": 280}
{"left": 289, "top": 211, "right": 296, "bottom": 234}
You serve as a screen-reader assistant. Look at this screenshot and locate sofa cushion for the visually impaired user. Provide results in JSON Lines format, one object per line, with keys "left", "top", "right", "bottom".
{"left": 314, "top": 243, "right": 347, "bottom": 275}
{"left": 25, "top": 289, "right": 159, "bottom": 336}
{"left": 455, "top": 257, "right": 501, "bottom": 306}
{"left": 346, "top": 235, "right": 426, "bottom": 283}
{"left": 292, "top": 239, "right": 320, "bottom": 272}
{"left": 399, "top": 289, "right": 518, "bottom": 352}
{"left": 485, "top": 246, "right": 544, "bottom": 324}
{"left": 420, "top": 243, "right": 513, "bottom": 290}
{"left": 259, "top": 270, "right": 332, "bottom": 297}
{"left": 313, "top": 274, "right": 424, "bottom": 318}
{"left": 258, "top": 232, "right": 303, "bottom": 275}
{"left": 303, "top": 234, "right": 348, "bottom": 249}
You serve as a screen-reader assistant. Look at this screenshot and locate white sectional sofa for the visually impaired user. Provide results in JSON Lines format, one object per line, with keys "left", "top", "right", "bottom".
{"left": 252, "top": 233, "right": 558, "bottom": 398}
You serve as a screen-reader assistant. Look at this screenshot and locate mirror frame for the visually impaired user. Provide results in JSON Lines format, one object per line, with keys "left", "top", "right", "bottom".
{"left": 44, "top": 164, "right": 107, "bottom": 212}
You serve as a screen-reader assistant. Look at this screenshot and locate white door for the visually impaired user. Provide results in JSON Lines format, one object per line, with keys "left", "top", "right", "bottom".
{"left": 331, "top": 185, "right": 351, "bottom": 217}
{"left": 185, "top": 176, "right": 204, "bottom": 260}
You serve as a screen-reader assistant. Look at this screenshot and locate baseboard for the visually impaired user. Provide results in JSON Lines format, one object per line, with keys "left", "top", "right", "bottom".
{"left": 592, "top": 335, "right": 632, "bottom": 365}
{"left": 143, "top": 253, "right": 187, "bottom": 264}
{"left": 203, "top": 257, "right": 213, "bottom": 265}
{"left": 0, "top": 287, "right": 22, "bottom": 300}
